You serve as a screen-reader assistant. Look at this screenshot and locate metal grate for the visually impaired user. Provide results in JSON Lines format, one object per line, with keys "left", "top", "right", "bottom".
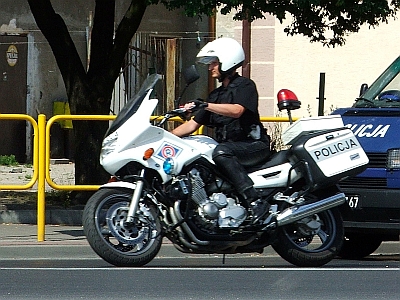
{"left": 339, "top": 177, "right": 387, "bottom": 189}
{"left": 366, "top": 152, "right": 387, "bottom": 168}
{"left": 339, "top": 152, "right": 388, "bottom": 189}
{"left": 189, "top": 168, "right": 207, "bottom": 206}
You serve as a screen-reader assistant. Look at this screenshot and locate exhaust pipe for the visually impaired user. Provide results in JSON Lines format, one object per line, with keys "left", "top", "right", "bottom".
{"left": 271, "top": 192, "right": 345, "bottom": 228}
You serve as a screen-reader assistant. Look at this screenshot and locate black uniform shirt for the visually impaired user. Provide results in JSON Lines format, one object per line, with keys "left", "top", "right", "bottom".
{"left": 194, "top": 74, "right": 262, "bottom": 141}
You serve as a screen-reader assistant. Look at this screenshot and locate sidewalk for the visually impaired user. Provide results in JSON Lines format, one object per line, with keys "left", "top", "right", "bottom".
{"left": 0, "top": 160, "right": 75, "bottom": 189}
{"left": 0, "top": 224, "right": 87, "bottom": 245}
{"left": 0, "top": 162, "right": 83, "bottom": 225}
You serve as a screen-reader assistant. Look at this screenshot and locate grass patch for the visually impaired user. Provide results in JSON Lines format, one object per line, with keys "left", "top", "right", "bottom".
{"left": 0, "top": 155, "right": 19, "bottom": 166}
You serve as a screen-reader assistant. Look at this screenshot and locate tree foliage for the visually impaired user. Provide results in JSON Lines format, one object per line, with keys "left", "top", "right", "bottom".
{"left": 163, "top": 0, "right": 400, "bottom": 46}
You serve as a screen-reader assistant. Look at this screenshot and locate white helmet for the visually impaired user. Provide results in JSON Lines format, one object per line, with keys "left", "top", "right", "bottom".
{"left": 196, "top": 37, "right": 245, "bottom": 74}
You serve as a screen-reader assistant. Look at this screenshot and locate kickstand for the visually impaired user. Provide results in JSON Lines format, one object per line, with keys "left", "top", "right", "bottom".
{"left": 222, "top": 254, "right": 226, "bottom": 265}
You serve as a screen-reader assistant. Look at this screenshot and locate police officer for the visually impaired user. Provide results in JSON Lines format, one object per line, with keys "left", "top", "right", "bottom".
{"left": 172, "top": 37, "right": 271, "bottom": 223}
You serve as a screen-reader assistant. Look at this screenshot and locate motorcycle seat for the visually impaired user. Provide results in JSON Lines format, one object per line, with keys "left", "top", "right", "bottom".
{"left": 245, "top": 150, "right": 290, "bottom": 173}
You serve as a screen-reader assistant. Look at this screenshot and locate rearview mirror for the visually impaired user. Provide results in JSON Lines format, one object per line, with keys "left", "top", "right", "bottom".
{"left": 183, "top": 65, "right": 200, "bottom": 85}
{"left": 174, "top": 65, "right": 201, "bottom": 108}
{"left": 359, "top": 83, "right": 368, "bottom": 97}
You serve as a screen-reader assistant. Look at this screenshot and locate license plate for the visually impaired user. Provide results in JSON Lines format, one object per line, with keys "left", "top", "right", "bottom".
{"left": 345, "top": 195, "right": 361, "bottom": 209}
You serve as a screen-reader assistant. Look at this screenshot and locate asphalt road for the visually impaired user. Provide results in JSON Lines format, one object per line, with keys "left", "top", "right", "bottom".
{"left": 0, "top": 266, "right": 398, "bottom": 300}
{"left": 0, "top": 224, "right": 398, "bottom": 300}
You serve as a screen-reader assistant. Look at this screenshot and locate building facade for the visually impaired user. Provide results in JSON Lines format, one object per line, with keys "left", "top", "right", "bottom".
{"left": 217, "top": 12, "right": 400, "bottom": 119}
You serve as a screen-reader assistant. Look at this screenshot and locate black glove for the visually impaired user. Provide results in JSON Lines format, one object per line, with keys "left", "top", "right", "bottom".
{"left": 190, "top": 98, "right": 208, "bottom": 110}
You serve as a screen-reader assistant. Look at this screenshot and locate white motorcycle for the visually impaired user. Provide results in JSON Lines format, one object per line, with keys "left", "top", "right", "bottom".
{"left": 82, "top": 67, "right": 369, "bottom": 267}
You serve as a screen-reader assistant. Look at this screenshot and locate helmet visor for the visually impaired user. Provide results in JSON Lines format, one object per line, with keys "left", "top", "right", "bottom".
{"left": 196, "top": 56, "right": 218, "bottom": 65}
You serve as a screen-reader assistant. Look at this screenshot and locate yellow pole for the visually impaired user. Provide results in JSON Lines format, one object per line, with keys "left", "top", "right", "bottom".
{"left": 37, "top": 114, "right": 46, "bottom": 242}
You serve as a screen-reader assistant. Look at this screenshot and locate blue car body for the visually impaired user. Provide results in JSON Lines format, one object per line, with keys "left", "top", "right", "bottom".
{"left": 332, "top": 57, "right": 400, "bottom": 240}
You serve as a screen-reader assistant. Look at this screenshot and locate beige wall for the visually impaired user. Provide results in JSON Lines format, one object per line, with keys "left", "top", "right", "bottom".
{"left": 217, "top": 12, "right": 400, "bottom": 119}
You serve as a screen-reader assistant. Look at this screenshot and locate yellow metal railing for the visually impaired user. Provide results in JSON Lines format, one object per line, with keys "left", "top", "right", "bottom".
{"left": 260, "top": 116, "right": 297, "bottom": 122}
{"left": 1, "top": 113, "right": 295, "bottom": 241}
{"left": 45, "top": 115, "right": 116, "bottom": 191}
{"left": 0, "top": 114, "right": 39, "bottom": 190}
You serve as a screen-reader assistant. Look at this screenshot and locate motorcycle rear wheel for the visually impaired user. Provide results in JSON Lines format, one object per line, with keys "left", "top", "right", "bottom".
{"left": 83, "top": 188, "right": 162, "bottom": 267}
{"left": 272, "top": 206, "right": 344, "bottom": 267}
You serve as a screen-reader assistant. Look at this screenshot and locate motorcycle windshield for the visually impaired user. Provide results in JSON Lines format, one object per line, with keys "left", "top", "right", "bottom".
{"left": 105, "top": 74, "right": 162, "bottom": 136}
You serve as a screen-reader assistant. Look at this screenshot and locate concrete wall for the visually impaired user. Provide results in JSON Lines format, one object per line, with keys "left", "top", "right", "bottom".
{"left": 217, "top": 12, "right": 400, "bottom": 119}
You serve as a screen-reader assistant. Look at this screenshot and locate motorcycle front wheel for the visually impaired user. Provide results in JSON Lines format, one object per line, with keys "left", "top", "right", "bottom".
{"left": 272, "top": 206, "right": 344, "bottom": 267}
{"left": 82, "top": 188, "right": 162, "bottom": 267}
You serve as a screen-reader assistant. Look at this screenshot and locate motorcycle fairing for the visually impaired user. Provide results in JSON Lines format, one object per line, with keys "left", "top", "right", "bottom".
{"left": 101, "top": 94, "right": 219, "bottom": 182}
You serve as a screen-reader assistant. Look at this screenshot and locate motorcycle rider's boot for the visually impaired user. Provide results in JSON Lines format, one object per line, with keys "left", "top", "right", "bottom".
{"left": 242, "top": 187, "right": 269, "bottom": 224}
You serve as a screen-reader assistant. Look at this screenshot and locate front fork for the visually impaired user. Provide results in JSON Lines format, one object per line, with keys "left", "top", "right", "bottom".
{"left": 125, "top": 169, "right": 145, "bottom": 224}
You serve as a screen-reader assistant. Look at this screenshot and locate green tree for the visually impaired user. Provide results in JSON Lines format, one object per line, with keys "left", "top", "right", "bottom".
{"left": 174, "top": 0, "right": 400, "bottom": 47}
{"left": 27, "top": 0, "right": 400, "bottom": 201}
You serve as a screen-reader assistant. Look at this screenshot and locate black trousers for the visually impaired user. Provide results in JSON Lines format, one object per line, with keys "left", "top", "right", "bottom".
{"left": 212, "top": 139, "right": 271, "bottom": 194}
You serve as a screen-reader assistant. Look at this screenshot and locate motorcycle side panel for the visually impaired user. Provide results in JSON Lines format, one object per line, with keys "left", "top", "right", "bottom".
{"left": 249, "top": 162, "right": 301, "bottom": 188}
{"left": 181, "top": 135, "right": 219, "bottom": 159}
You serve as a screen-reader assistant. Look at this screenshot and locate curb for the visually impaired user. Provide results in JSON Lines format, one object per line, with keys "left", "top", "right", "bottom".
{"left": 0, "top": 209, "right": 83, "bottom": 225}
{"left": 0, "top": 188, "right": 84, "bottom": 225}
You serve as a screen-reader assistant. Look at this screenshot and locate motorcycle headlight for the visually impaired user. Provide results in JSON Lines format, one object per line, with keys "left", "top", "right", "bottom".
{"left": 387, "top": 149, "right": 400, "bottom": 169}
{"left": 163, "top": 158, "right": 175, "bottom": 175}
{"left": 101, "top": 131, "right": 118, "bottom": 160}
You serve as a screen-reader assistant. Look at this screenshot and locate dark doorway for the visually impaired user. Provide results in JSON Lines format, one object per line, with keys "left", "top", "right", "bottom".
{"left": 0, "top": 35, "right": 28, "bottom": 162}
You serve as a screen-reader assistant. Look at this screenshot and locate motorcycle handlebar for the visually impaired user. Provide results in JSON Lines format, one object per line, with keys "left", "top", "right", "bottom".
{"left": 156, "top": 107, "right": 188, "bottom": 126}
{"left": 170, "top": 107, "right": 188, "bottom": 115}
{"left": 159, "top": 102, "right": 202, "bottom": 126}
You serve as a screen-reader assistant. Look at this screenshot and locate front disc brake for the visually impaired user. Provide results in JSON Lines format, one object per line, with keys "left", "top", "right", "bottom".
{"left": 106, "top": 202, "right": 149, "bottom": 245}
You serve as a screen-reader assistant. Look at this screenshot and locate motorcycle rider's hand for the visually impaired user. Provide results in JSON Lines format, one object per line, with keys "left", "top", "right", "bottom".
{"left": 174, "top": 106, "right": 191, "bottom": 121}
{"left": 187, "top": 98, "right": 208, "bottom": 111}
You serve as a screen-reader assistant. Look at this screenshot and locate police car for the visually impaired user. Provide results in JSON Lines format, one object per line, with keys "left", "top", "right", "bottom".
{"left": 332, "top": 56, "right": 400, "bottom": 259}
